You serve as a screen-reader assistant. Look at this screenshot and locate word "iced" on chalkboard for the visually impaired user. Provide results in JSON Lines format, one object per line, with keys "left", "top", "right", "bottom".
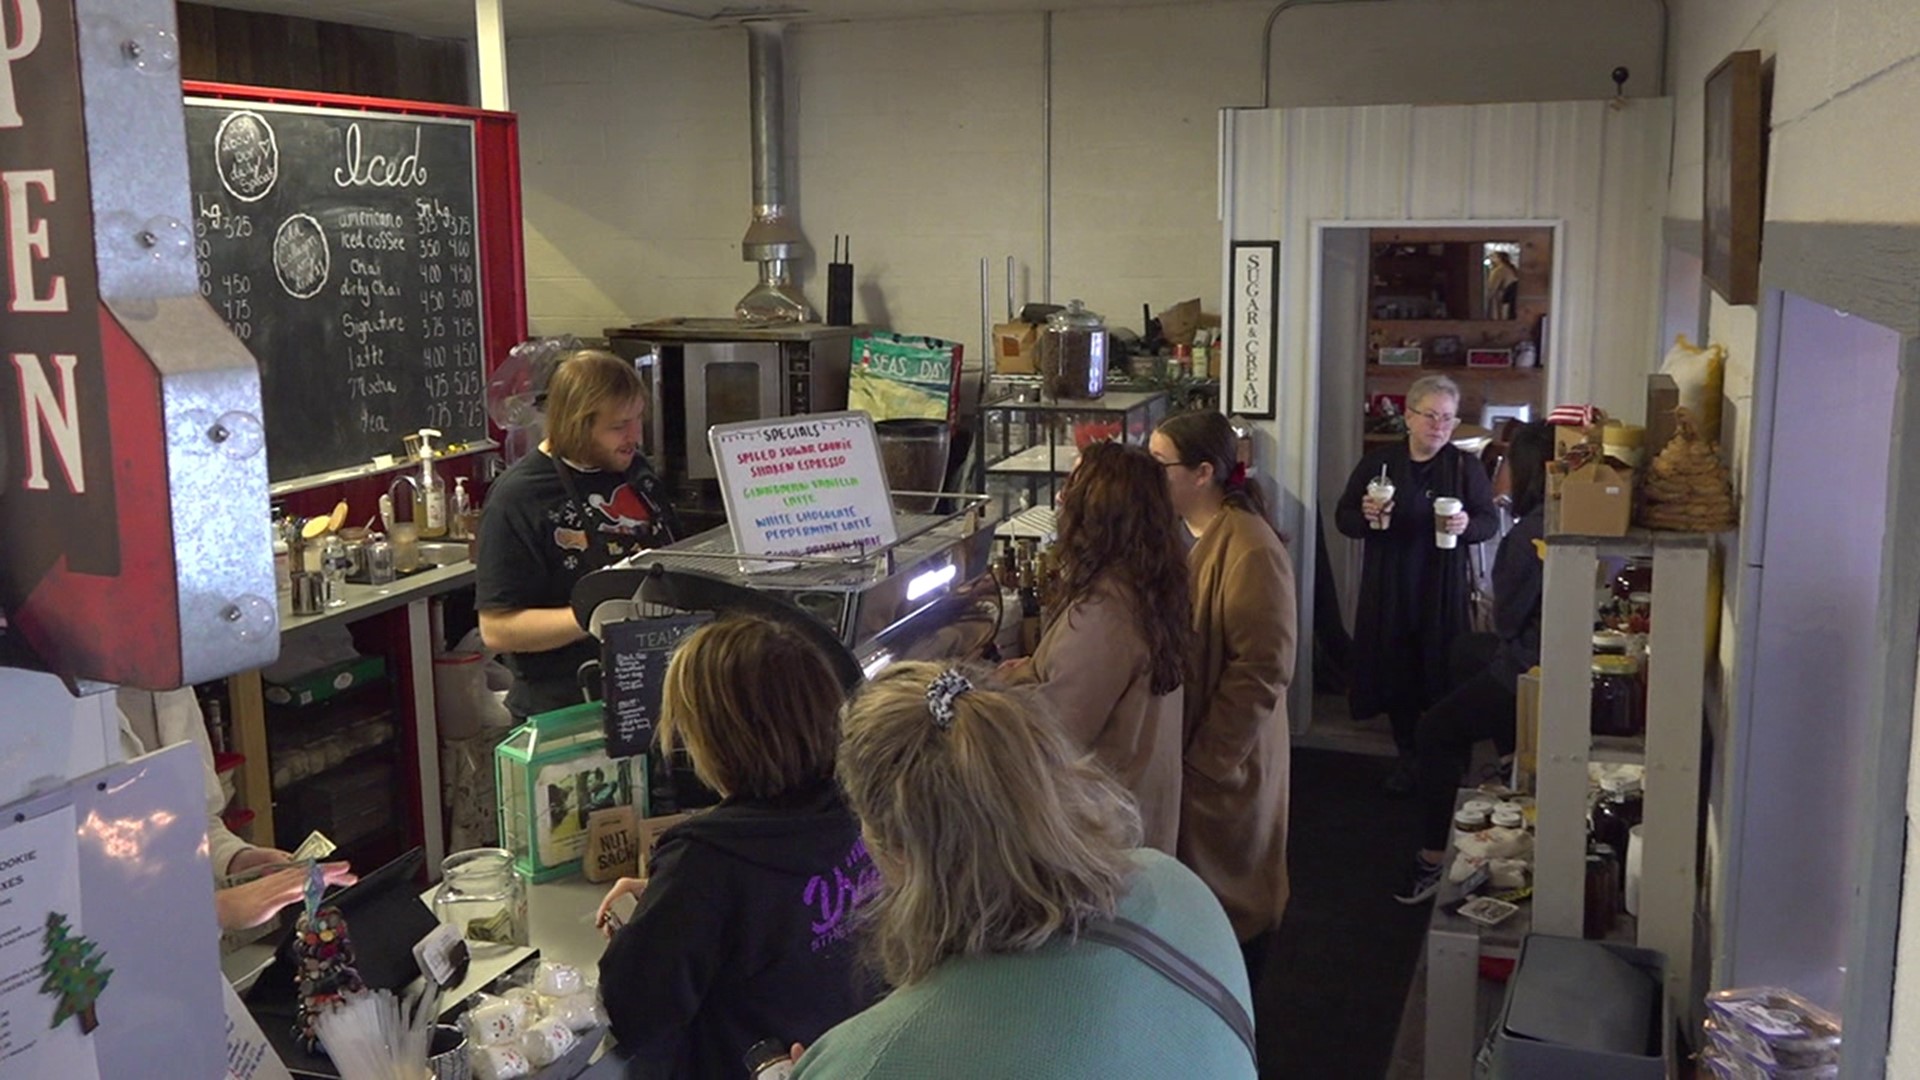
{"left": 600, "top": 613, "right": 713, "bottom": 760}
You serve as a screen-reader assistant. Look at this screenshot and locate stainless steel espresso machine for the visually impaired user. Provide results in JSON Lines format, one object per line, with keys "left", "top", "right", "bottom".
{"left": 573, "top": 500, "right": 1002, "bottom": 683}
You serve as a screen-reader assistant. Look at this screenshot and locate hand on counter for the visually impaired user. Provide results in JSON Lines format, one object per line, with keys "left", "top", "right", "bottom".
{"left": 215, "top": 860, "right": 356, "bottom": 931}
{"left": 226, "top": 846, "right": 297, "bottom": 877}
{"left": 596, "top": 876, "right": 649, "bottom": 939}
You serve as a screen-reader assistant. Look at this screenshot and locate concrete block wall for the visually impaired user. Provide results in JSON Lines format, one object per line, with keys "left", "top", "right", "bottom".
{"left": 507, "top": 0, "right": 1663, "bottom": 348}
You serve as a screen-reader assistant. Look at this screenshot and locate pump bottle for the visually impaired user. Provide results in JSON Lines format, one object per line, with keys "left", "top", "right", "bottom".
{"left": 414, "top": 428, "right": 448, "bottom": 538}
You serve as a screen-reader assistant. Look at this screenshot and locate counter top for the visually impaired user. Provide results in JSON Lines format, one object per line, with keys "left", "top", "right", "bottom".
{"left": 279, "top": 560, "right": 475, "bottom": 637}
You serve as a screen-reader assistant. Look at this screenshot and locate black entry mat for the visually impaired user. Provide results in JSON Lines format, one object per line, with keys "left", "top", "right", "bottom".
{"left": 1251, "top": 749, "right": 1433, "bottom": 1079}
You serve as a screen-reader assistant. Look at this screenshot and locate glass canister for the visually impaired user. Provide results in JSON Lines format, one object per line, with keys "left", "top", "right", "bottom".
{"left": 433, "top": 848, "right": 529, "bottom": 950}
{"left": 1039, "top": 299, "right": 1107, "bottom": 401}
{"left": 1590, "top": 654, "right": 1644, "bottom": 737}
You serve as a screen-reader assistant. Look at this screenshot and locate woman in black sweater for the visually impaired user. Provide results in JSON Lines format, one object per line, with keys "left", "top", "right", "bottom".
{"left": 595, "top": 615, "right": 877, "bottom": 1077}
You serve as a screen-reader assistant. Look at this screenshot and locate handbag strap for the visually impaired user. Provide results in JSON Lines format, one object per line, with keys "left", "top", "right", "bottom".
{"left": 1081, "top": 916, "right": 1257, "bottom": 1061}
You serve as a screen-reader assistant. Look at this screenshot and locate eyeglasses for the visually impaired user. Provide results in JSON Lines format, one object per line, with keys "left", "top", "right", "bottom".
{"left": 1409, "top": 407, "right": 1459, "bottom": 427}
{"left": 1157, "top": 459, "right": 1192, "bottom": 471}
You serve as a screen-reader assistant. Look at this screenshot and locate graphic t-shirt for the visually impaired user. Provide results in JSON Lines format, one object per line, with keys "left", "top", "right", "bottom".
{"left": 476, "top": 448, "right": 677, "bottom": 717}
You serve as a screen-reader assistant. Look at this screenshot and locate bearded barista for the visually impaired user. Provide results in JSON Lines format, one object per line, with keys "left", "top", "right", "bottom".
{"left": 477, "top": 349, "right": 680, "bottom": 718}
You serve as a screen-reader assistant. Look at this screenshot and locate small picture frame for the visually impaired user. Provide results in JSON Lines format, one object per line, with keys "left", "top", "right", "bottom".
{"left": 1466, "top": 348, "right": 1513, "bottom": 369}
{"left": 1378, "top": 346, "right": 1423, "bottom": 367}
{"left": 1429, "top": 335, "right": 1463, "bottom": 360}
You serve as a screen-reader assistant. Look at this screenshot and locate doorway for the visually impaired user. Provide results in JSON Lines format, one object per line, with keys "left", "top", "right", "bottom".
{"left": 1303, "top": 221, "right": 1559, "bottom": 751}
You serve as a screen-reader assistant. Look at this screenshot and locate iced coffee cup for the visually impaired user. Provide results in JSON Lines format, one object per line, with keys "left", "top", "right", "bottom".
{"left": 1366, "top": 477, "right": 1395, "bottom": 530}
{"left": 1433, "top": 497, "right": 1463, "bottom": 549}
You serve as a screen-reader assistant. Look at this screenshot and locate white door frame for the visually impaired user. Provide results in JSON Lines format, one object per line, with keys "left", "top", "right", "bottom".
{"left": 1298, "top": 218, "right": 1565, "bottom": 727}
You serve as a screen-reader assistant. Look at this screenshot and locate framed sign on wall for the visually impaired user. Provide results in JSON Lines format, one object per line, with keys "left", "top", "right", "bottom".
{"left": 1703, "top": 49, "right": 1766, "bottom": 305}
{"left": 1228, "top": 240, "right": 1280, "bottom": 419}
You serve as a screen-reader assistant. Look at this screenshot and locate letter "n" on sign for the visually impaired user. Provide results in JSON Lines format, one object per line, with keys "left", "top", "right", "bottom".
{"left": 11, "top": 352, "right": 85, "bottom": 492}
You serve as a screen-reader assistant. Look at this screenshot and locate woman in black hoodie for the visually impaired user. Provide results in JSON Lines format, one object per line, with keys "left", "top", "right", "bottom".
{"left": 596, "top": 615, "right": 877, "bottom": 1078}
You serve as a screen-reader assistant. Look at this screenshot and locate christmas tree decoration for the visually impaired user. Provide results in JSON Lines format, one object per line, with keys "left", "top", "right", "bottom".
{"left": 40, "top": 911, "right": 112, "bottom": 1035}
{"left": 1638, "top": 407, "right": 1738, "bottom": 531}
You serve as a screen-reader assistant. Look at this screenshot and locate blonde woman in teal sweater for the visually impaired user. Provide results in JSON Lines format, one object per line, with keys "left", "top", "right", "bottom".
{"left": 794, "top": 663, "right": 1257, "bottom": 1080}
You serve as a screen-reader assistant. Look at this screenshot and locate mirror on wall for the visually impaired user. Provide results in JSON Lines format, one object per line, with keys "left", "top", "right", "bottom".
{"left": 1370, "top": 241, "right": 1530, "bottom": 322}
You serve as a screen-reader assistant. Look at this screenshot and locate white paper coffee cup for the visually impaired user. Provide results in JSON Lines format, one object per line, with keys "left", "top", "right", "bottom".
{"left": 1433, "top": 497, "right": 1463, "bottom": 548}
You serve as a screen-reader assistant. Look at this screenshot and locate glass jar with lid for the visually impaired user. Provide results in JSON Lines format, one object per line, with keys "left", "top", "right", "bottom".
{"left": 433, "top": 848, "right": 529, "bottom": 951}
{"left": 1039, "top": 299, "right": 1107, "bottom": 401}
{"left": 1589, "top": 775, "right": 1643, "bottom": 875}
{"left": 1590, "top": 654, "right": 1644, "bottom": 737}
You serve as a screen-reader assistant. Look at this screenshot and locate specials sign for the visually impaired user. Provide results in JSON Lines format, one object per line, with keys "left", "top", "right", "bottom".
{"left": 1227, "top": 240, "right": 1279, "bottom": 420}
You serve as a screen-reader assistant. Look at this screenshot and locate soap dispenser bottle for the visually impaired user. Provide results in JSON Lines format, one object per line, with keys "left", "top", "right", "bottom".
{"left": 414, "top": 428, "right": 448, "bottom": 538}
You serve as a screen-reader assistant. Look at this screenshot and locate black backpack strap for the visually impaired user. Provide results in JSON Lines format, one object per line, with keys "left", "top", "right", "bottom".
{"left": 1080, "top": 916, "right": 1257, "bottom": 1061}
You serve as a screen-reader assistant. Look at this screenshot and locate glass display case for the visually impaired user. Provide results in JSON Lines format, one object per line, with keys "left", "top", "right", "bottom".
{"left": 976, "top": 379, "right": 1171, "bottom": 530}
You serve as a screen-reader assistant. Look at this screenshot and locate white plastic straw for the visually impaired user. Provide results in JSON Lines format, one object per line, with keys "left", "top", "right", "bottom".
{"left": 314, "top": 986, "right": 441, "bottom": 1080}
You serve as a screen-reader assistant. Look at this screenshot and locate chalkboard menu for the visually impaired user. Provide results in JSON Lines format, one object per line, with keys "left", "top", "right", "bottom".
{"left": 600, "top": 614, "right": 714, "bottom": 760}
{"left": 184, "top": 99, "right": 488, "bottom": 485}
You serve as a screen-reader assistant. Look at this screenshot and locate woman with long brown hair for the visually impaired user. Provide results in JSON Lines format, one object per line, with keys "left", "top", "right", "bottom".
{"left": 1003, "top": 440, "right": 1192, "bottom": 852}
{"left": 1151, "top": 410, "right": 1296, "bottom": 986}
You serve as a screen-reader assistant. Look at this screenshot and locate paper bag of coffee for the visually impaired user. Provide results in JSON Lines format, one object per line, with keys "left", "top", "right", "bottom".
{"left": 584, "top": 806, "right": 639, "bottom": 884}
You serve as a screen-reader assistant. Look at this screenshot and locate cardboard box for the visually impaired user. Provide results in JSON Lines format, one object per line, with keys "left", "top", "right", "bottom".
{"left": 992, "top": 321, "right": 1038, "bottom": 375}
{"left": 1487, "top": 935, "right": 1669, "bottom": 1079}
{"left": 1643, "top": 373, "right": 1680, "bottom": 462}
{"left": 264, "top": 654, "right": 386, "bottom": 707}
{"left": 1553, "top": 424, "right": 1588, "bottom": 458}
{"left": 1555, "top": 461, "right": 1633, "bottom": 537}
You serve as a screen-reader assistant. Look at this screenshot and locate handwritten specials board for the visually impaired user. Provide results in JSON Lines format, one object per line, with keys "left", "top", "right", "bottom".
{"left": 710, "top": 411, "right": 899, "bottom": 567}
{"left": 600, "top": 613, "right": 713, "bottom": 760}
{"left": 183, "top": 99, "right": 488, "bottom": 484}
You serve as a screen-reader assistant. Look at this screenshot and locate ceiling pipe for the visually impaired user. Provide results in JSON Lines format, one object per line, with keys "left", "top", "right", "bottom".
{"left": 736, "top": 21, "right": 813, "bottom": 321}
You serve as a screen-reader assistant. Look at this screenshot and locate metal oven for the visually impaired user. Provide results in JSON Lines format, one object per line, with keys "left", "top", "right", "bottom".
{"left": 606, "top": 319, "right": 856, "bottom": 486}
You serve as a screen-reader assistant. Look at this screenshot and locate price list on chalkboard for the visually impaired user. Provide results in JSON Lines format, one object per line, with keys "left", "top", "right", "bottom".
{"left": 600, "top": 614, "right": 713, "bottom": 760}
{"left": 185, "top": 100, "right": 489, "bottom": 484}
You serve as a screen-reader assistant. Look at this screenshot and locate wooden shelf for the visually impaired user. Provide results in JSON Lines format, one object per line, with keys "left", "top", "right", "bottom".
{"left": 1366, "top": 365, "right": 1543, "bottom": 383}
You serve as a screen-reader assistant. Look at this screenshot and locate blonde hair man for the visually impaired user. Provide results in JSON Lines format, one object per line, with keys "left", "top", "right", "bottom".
{"left": 476, "top": 349, "right": 679, "bottom": 718}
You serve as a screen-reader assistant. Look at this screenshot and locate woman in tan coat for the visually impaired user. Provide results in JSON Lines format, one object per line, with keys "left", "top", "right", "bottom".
{"left": 1151, "top": 411, "right": 1297, "bottom": 985}
{"left": 1003, "top": 440, "right": 1192, "bottom": 853}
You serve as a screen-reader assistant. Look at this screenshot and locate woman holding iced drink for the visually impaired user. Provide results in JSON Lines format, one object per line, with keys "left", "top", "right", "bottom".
{"left": 1334, "top": 374, "right": 1498, "bottom": 794}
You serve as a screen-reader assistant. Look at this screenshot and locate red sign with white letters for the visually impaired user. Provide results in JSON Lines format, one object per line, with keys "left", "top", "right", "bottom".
{"left": 1, "top": 0, "right": 176, "bottom": 685}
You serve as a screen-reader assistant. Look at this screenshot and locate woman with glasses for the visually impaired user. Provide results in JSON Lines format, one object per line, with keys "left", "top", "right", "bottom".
{"left": 1149, "top": 410, "right": 1296, "bottom": 991}
{"left": 1334, "top": 374, "right": 1499, "bottom": 795}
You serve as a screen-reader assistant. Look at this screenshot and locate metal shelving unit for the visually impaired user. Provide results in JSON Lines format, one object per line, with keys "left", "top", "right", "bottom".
{"left": 975, "top": 384, "right": 1170, "bottom": 528}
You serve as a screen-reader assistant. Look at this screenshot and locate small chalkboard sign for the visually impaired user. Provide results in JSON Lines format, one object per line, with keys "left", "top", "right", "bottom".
{"left": 709, "top": 411, "right": 898, "bottom": 570}
{"left": 600, "top": 613, "right": 713, "bottom": 760}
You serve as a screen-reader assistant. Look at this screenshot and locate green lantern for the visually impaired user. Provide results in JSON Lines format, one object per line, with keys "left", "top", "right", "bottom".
{"left": 494, "top": 701, "right": 646, "bottom": 883}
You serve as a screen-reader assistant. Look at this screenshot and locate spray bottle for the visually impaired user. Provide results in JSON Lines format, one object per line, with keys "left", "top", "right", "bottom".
{"left": 414, "top": 428, "right": 448, "bottom": 538}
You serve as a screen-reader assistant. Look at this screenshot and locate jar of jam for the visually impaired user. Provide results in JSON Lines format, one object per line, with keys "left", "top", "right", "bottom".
{"left": 1590, "top": 654, "right": 1644, "bottom": 737}
{"left": 1452, "top": 807, "right": 1491, "bottom": 836}
{"left": 1584, "top": 847, "right": 1620, "bottom": 939}
{"left": 1589, "top": 776, "right": 1644, "bottom": 872}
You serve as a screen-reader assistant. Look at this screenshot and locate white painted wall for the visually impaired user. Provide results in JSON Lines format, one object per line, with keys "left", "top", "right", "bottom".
{"left": 1661, "top": 5, "right": 1920, "bottom": 1063}
{"left": 1222, "top": 96, "right": 1672, "bottom": 713}
{"left": 506, "top": 0, "right": 1662, "bottom": 345}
